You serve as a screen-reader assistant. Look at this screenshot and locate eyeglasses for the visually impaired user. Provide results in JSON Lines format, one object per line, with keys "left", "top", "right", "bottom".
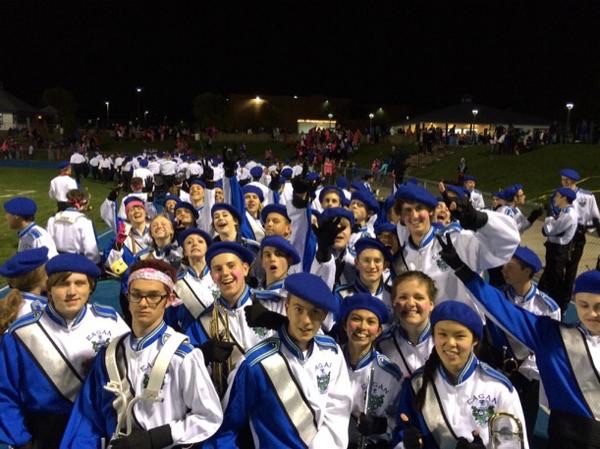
{"left": 128, "top": 292, "right": 169, "bottom": 304}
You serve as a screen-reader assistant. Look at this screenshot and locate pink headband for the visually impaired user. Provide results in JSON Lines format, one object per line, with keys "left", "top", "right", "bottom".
{"left": 127, "top": 268, "right": 175, "bottom": 292}
{"left": 125, "top": 199, "right": 145, "bottom": 212}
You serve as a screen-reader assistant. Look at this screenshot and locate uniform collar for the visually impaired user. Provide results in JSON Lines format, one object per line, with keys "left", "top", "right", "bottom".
{"left": 23, "top": 292, "right": 48, "bottom": 304}
{"left": 278, "top": 325, "right": 314, "bottom": 361}
{"left": 18, "top": 222, "right": 36, "bottom": 238}
{"left": 46, "top": 302, "right": 87, "bottom": 329}
{"left": 506, "top": 282, "right": 537, "bottom": 304}
{"left": 396, "top": 321, "right": 432, "bottom": 344}
{"left": 130, "top": 321, "right": 168, "bottom": 351}
{"left": 438, "top": 353, "right": 478, "bottom": 385}
{"left": 408, "top": 226, "right": 436, "bottom": 250}
{"left": 355, "top": 277, "right": 384, "bottom": 296}
{"left": 218, "top": 284, "right": 252, "bottom": 310}
{"left": 185, "top": 264, "right": 209, "bottom": 281}
{"left": 343, "top": 346, "right": 376, "bottom": 371}
{"left": 154, "top": 243, "right": 177, "bottom": 258}
{"left": 254, "top": 279, "right": 286, "bottom": 301}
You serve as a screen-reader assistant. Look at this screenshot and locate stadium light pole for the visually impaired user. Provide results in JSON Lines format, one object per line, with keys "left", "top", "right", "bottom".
{"left": 566, "top": 102, "right": 574, "bottom": 143}
{"left": 136, "top": 87, "right": 142, "bottom": 122}
{"left": 471, "top": 108, "right": 479, "bottom": 144}
{"left": 105, "top": 101, "right": 110, "bottom": 128}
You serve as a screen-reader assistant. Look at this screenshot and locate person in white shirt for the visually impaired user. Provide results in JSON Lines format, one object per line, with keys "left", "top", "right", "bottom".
{"left": 49, "top": 161, "right": 79, "bottom": 211}
{"left": 69, "top": 150, "right": 87, "bottom": 184}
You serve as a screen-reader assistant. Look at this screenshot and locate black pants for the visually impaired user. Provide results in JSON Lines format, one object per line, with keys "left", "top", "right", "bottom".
{"left": 510, "top": 373, "right": 539, "bottom": 443}
{"left": 25, "top": 412, "right": 70, "bottom": 449}
{"left": 539, "top": 241, "right": 571, "bottom": 312}
{"left": 548, "top": 410, "right": 600, "bottom": 449}
{"left": 564, "top": 227, "right": 586, "bottom": 299}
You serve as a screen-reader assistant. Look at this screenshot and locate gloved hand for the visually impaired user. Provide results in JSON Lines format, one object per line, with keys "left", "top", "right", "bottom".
{"left": 108, "top": 186, "right": 121, "bottom": 202}
{"left": 313, "top": 216, "right": 343, "bottom": 263}
{"left": 199, "top": 339, "right": 235, "bottom": 363}
{"left": 445, "top": 193, "right": 488, "bottom": 231}
{"left": 455, "top": 431, "right": 485, "bottom": 449}
{"left": 436, "top": 234, "right": 477, "bottom": 284}
{"left": 109, "top": 425, "right": 173, "bottom": 449}
{"left": 114, "top": 222, "right": 128, "bottom": 249}
{"left": 268, "top": 171, "right": 281, "bottom": 192}
{"left": 222, "top": 147, "right": 237, "bottom": 178}
{"left": 202, "top": 158, "right": 214, "bottom": 182}
{"left": 143, "top": 176, "right": 154, "bottom": 193}
{"left": 245, "top": 301, "right": 288, "bottom": 330}
{"left": 527, "top": 207, "right": 544, "bottom": 223}
{"left": 357, "top": 413, "right": 388, "bottom": 436}
{"left": 400, "top": 414, "right": 422, "bottom": 449}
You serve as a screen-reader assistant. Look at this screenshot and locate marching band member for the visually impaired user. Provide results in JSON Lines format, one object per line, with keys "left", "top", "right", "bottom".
{"left": 243, "top": 184, "right": 266, "bottom": 242}
{"left": 0, "top": 247, "right": 49, "bottom": 332}
{"left": 49, "top": 161, "right": 78, "bottom": 211}
{"left": 439, "top": 235, "right": 600, "bottom": 449}
{"left": 4, "top": 196, "right": 58, "bottom": 258}
{"left": 59, "top": 259, "right": 223, "bottom": 449}
{"left": 462, "top": 175, "right": 485, "bottom": 210}
{"left": 0, "top": 254, "right": 129, "bottom": 449}
{"left": 146, "top": 214, "right": 182, "bottom": 269}
{"left": 261, "top": 203, "right": 292, "bottom": 239}
{"left": 210, "top": 272, "right": 352, "bottom": 448}
{"left": 343, "top": 293, "right": 402, "bottom": 448}
{"left": 393, "top": 300, "right": 528, "bottom": 449}
{"left": 376, "top": 271, "right": 436, "bottom": 378}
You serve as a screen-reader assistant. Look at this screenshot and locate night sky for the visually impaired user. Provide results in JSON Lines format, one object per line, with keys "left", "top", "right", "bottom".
{"left": 3, "top": 1, "right": 600, "bottom": 123}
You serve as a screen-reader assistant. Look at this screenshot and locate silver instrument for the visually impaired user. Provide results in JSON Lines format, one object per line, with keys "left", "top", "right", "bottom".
{"left": 489, "top": 412, "right": 525, "bottom": 449}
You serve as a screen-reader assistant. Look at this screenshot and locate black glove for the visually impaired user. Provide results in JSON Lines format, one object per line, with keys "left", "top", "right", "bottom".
{"left": 291, "top": 174, "right": 311, "bottom": 196}
{"left": 109, "top": 425, "right": 173, "bottom": 449}
{"left": 436, "top": 234, "right": 477, "bottom": 284}
{"left": 108, "top": 187, "right": 120, "bottom": 202}
{"left": 143, "top": 176, "right": 154, "bottom": 193}
{"left": 357, "top": 413, "right": 388, "bottom": 436}
{"left": 455, "top": 432, "right": 485, "bottom": 449}
{"left": 245, "top": 301, "right": 288, "bottom": 330}
{"left": 313, "top": 216, "right": 343, "bottom": 263}
{"left": 268, "top": 171, "right": 281, "bottom": 192}
{"left": 199, "top": 339, "right": 235, "bottom": 363}
{"left": 400, "top": 415, "right": 422, "bottom": 449}
{"left": 527, "top": 207, "right": 543, "bottom": 223}
{"left": 446, "top": 193, "right": 488, "bottom": 231}
{"left": 202, "top": 158, "right": 214, "bottom": 182}
{"left": 222, "top": 147, "right": 237, "bottom": 178}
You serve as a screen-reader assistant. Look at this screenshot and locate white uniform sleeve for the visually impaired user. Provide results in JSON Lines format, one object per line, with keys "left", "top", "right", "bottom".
{"left": 309, "top": 352, "right": 352, "bottom": 449}
{"left": 197, "top": 189, "right": 215, "bottom": 234}
{"left": 100, "top": 198, "right": 118, "bottom": 232}
{"left": 496, "top": 386, "right": 530, "bottom": 449}
{"left": 286, "top": 198, "right": 311, "bottom": 267}
{"left": 453, "top": 210, "right": 520, "bottom": 271}
{"left": 543, "top": 213, "right": 571, "bottom": 236}
{"left": 80, "top": 218, "right": 100, "bottom": 264}
{"left": 168, "top": 349, "right": 224, "bottom": 444}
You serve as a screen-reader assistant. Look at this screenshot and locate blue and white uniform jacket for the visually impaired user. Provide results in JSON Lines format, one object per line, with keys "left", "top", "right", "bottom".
{"left": 543, "top": 205, "right": 578, "bottom": 244}
{"left": 465, "top": 274, "right": 600, "bottom": 421}
{"left": 210, "top": 326, "right": 352, "bottom": 448}
{"left": 346, "top": 348, "right": 403, "bottom": 444}
{"left": 394, "top": 211, "right": 520, "bottom": 316}
{"left": 393, "top": 355, "right": 528, "bottom": 449}
{"left": 15, "top": 291, "right": 48, "bottom": 318}
{"left": 574, "top": 188, "right": 600, "bottom": 228}
{"left": 47, "top": 209, "right": 100, "bottom": 263}
{"left": 17, "top": 222, "right": 59, "bottom": 258}
{"left": 335, "top": 277, "right": 392, "bottom": 326}
{"left": 0, "top": 303, "right": 129, "bottom": 447}
{"left": 376, "top": 322, "right": 433, "bottom": 378}
{"left": 59, "top": 322, "right": 223, "bottom": 448}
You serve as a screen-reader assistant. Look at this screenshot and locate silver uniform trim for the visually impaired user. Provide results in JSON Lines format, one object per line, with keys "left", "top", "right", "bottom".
{"left": 560, "top": 326, "right": 600, "bottom": 419}
{"left": 260, "top": 352, "right": 318, "bottom": 446}
{"left": 411, "top": 376, "right": 456, "bottom": 449}
{"left": 175, "top": 278, "right": 207, "bottom": 319}
{"left": 14, "top": 323, "right": 83, "bottom": 403}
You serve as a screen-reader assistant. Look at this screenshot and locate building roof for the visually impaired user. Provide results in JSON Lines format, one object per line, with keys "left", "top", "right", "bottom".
{"left": 404, "top": 103, "right": 550, "bottom": 127}
{"left": 0, "top": 89, "right": 38, "bottom": 114}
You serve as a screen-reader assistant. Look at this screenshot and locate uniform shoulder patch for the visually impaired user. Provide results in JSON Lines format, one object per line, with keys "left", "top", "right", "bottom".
{"left": 160, "top": 332, "right": 194, "bottom": 358}
{"left": 478, "top": 362, "right": 513, "bottom": 392}
{"left": 537, "top": 291, "right": 560, "bottom": 313}
{"left": 376, "top": 353, "right": 402, "bottom": 380}
{"left": 176, "top": 271, "right": 186, "bottom": 281}
{"left": 30, "top": 228, "right": 42, "bottom": 238}
{"left": 248, "top": 338, "right": 281, "bottom": 366}
{"left": 91, "top": 303, "right": 119, "bottom": 321}
{"left": 314, "top": 334, "right": 339, "bottom": 353}
{"left": 8, "top": 310, "right": 43, "bottom": 333}
{"left": 579, "top": 188, "right": 592, "bottom": 195}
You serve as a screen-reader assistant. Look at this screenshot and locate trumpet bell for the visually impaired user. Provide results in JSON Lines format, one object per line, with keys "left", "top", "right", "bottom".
{"left": 489, "top": 412, "right": 525, "bottom": 449}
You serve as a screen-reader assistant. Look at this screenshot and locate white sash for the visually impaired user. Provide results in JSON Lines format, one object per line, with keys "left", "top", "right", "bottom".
{"left": 379, "top": 334, "right": 412, "bottom": 376}
{"left": 260, "top": 352, "right": 318, "bottom": 446}
{"left": 175, "top": 278, "right": 207, "bottom": 319}
{"left": 411, "top": 376, "right": 457, "bottom": 449}
{"left": 14, "top": 322, "right": 83, "bottom": 402}
{"left": 560, "top": 326, "right": 600, "bottom": 419}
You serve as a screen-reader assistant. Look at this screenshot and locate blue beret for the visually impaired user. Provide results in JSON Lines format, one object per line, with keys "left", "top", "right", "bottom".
{"left": 500, "top": 186, "right": 518, "bottom": 202}
{"left": 281, "top": 168, "right": 293, "bottom": 179}
{"left": 164, "top": 194, "right": 180, "bottom": 205}
{"left": 250, "top": 166, "right": 264, "bottom": 178}
{"left": 351, "top": 190, "right": 379, "bottom": 212}
{"left": 211, "top": 202, "right": 242, "bottom": 223}
{"left": 573, "top": 270, "right": 600, "bottom": 295}
{"left": 206, "top": 241, "right": 255, "bottom": 267}
{"left": 190, "top": 179, "right": 206, "bottom": 188}
{"left": 243, "top": 185, "right": 264, "bottom": 203}
{"left": 557, "top": 187, "right": 576, "bottom": 203}
{"left": 559, "top": 168, "right": 581, "bottom": 181}
{"left": 374, "top": 221, "right": 397, "bottom": 235}
{"left": 395, "top": 184, "right": 438, "bottom": 209}
{"left": 445, "top": 184, "right": 468, "bottom": 199}
{"left": 354, "top": 237, "right": 392, "bottom": 262}
{"left": 336, "top": 176, "right": 348, "bottom": 189}
{"left": 492, "top": 189, "right": 505, "bottom": 199}
{"left": 382, "top": 195, "right": 396, "bottom": 214}
{"left": 306, "top": 171, "right": 320, "bottom": 182}
{"left": 512, "top": 246, "right": 542, "bottom": 273}
{"left": 157, "top": 151, "right": 164, "bottom": 158}
{"left": 3, "top": 197, "right": 37, "bottom": 217}
{"left": 350, "top": 180, "right": 367, "bottom": 192}
{"left": 261, "top": 204, "right": 290, "bottom": 223}
{"left": 0, "top": 248, "right": 49, "bottom": 278}
{"left": 139, "top": 159, "right": 149, "bottom": 167}
{"left": 513, "top": 183, "right": 523, "bottom": 192}
{"left": 319, "top": 186, "right": 344, "bottom": 204}
{"left": 58, "top": 160, "right": 70, "bottom": 170}
{"left": 260, "top": 236, "right": 301, "bottom": 265}
{"left": 319, "top": 207, "right": 355, "bottom": 228}
{"left": 175, "top": 201, "right": 199, "bottom": 220}
{"left": 284, "top": 272, "right": 338, "bottom": 314}
{"left": 46, "top": 254, "right": 101, "bottom": 279}
{"left": 214, "top": 179, "right": 224, "bottom": 189}
{"left": 463, "top": 175, "right": 477, "bottom": 182}
{"left": 123, "top": 196, "right": 146, "bottom": 209}
{"left": 339, "top": 293, "right": 390, "bottom": 325}
{"left": 430, "top": 300, "right": 483, "bottom": 340}
{"left": 177, "top": 227, "right": 213, "bottom": 247}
